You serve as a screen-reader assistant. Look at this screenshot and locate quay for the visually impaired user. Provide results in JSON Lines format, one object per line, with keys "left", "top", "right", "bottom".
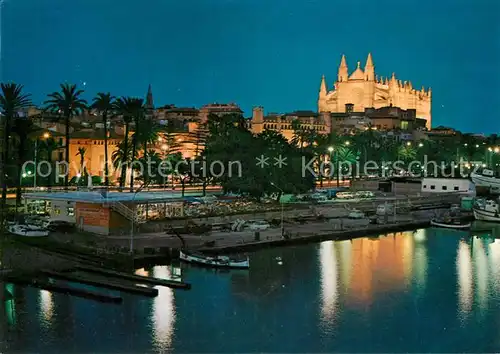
{"left": 75, "top": 265, "right": 191, "bottom": 290}
{"left": 16, "top": 189, "right": 475, "bottom": 263}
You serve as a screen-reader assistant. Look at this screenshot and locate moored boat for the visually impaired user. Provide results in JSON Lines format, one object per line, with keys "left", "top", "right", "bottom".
{"left": 8, "top": 224, "right": 49, "bottom": 237}
{"left": 473, "top": 198, "right": 500, "bottom": 223}
{"left": 179, "top": 250, "right": 249, "bottom": 269}
{"left": 430, "top": 219, "right": 471, "bottom": 229}
{"left": 471, "top": 169, "right": 500, "bottom": 191}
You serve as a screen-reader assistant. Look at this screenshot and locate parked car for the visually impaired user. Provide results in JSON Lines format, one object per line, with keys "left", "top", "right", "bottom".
{"left": 336, "top": 192, "right": 355, "bottom": 199}
{"left": 355, "top": 191, "right": 375, "bottom": 199}
{"left": 247, "top": 220, "right": 271, "bottom": 231}
{"left": 348, "top": 209, "right": 365, "bottom": 219}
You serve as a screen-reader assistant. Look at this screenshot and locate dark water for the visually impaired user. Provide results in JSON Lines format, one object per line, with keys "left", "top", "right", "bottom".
{"left": 1, "top": 227, "right": 500, "bottom": 353}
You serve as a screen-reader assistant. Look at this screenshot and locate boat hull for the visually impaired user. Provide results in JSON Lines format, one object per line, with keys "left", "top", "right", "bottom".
{"left": 8, "top": 224, "right": 49, "bottom": 237}
{"left": 179, "top": 251, "right": 249, "bottom": 269}
{"left": 473, "top": 208, "right": 500, "bottom": 223}
{"left": 430, "top": 220, "right": 471, "bottom": 229}
{"left": 471, "top": 173, "right": 500, "bottom": 190}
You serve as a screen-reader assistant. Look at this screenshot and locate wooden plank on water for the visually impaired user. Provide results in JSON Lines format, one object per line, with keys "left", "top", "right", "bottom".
{"left": 5, "top": 276, "right": 123, "bottom": 304}
{"left": 40, "top": 269, "right": 159, "bottom": 297}
{"left": 75, "top": 265, "right": 191, "bottom": 290}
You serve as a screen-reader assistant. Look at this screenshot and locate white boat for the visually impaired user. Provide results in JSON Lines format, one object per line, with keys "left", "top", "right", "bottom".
{"left": 179, "top": 250, "right": 249, "bottom": 269}
{"left": 430, "top": 219, "right": 471, "bottom": 229}
{"left": 8, "top": 224, "right": 49, "bottom": 237}
{"left": 473, "top": 198, "right": 500, "bottom": 222}
{"left": 471, "top": 169, "right": 500, "bottom": 191}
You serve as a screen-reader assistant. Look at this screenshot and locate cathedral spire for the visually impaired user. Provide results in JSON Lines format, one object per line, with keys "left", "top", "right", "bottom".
{"left": 338, "top": 54, "right": 348, "bottom": 82}
{"left": 145, "top": 84, "right": 154, "bottom": 110}
{"left": 319, "top": 75, "right": 327, "bottom": 97}
{"left": 364, "top": 53, "right": 374, "bottom": 81}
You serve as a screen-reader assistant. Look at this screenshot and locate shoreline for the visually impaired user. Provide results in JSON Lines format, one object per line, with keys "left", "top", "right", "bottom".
{"left": 133, "top": 214, "right": 475, "bottom": 262}
{"left": 197, "top": 220, "right": 432, "bottom": 254}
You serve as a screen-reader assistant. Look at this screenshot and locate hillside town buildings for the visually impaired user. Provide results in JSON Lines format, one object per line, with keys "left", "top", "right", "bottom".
{"left": 22, "top": 53, "right": 434, "bottom": 181}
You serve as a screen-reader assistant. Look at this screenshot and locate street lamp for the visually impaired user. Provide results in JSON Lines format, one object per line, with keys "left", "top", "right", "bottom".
{"left": 406, "top": 141, "right": 412, "bottom": 146}
{"left": 130, "top": 182, "right": 148, "bottom": 254}
{"left": 270, "top": 182, "right": 284, "bottom": 237}
{"left": 418, "top": 142, "right": 424, "bottom": 147}
{"left": 344, "top": 141, "right": 350, "bottom": 146}
{"left": 34, "top": 132, "right": 50, "bottom": 190}
{"left": 327, "top": 146, "right": 339, "bottom": 187}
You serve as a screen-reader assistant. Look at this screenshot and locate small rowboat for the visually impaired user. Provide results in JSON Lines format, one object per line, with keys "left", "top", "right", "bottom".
{"left": 179, "top": 250, "right": 249, "bottom": 269}
{"left": 430, "top": 219, "right": 471, "bottom": 230}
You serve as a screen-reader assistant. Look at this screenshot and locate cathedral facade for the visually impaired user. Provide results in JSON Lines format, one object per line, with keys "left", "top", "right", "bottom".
{"left": 318, "top": 53, "right": 432, "bottom": 128}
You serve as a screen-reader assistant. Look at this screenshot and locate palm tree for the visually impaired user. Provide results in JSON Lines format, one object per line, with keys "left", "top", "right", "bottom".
{"left": 11, "top": 117, "right": 40, "bottom": 209}
{"left": 129, "top": 100, "right": 145, "bottom": 191}
{"left": 39, "top": 137, "right": 61, "bottom": 190}
{"left": 111, "top": 139, "right": 137, "bottom": 179}
{"left": 44, "top": 83, "right": 87, "bottom": 190}
{"left": 92, "top": 92, "right": 115, "bottom": 188}
{"left": 0, "top": 83, "right": 31, "bottom": 224}
{"left": 136, "top": 118, "right": 161, "bottom": 156}
{"left": 398, "top": 144, "right": 417, "bottom": 162}
{"left": 335, "top": 146, "right": 360, "bottom": 186}
{"left": 76, "top": 147, "right": 87, "bottom": 180}
{"left": 114, "top": 97, "right": 143, "bottom": 190}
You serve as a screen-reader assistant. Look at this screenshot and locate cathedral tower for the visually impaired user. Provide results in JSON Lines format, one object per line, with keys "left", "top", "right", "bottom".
{"left": 364, "top": 53, "right": 374, "bottom": 81}
{"left": 145, "top": 84, "right": 154, "bottom": 110}
{"left": 317, "top": 53, "right": 432, "bottom": 128}
{"left": 337, "top": 55, "right": 348, "bottom": 82}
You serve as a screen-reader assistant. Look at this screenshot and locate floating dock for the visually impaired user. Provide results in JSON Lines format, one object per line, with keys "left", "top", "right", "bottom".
{"left": 40, "top": 269, "right": 159, "bottom": 297}
{"left": 5, "top": 275, "right": 123, "bottom": 304}
{"left": 75, "top": 265, "right": 191, "bottom": 290}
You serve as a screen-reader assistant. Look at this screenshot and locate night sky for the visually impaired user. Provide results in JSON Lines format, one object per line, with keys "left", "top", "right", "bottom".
{"left": 2, "top": 0, "right": 499, "bottom": 133}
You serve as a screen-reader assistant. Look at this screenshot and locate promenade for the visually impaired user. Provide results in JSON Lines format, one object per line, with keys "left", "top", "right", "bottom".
{"left": 104, "top": 209, "right": 441, "bottom": 252}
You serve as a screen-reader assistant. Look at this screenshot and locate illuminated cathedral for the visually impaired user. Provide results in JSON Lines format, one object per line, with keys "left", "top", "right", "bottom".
{"left": 318, "top": 53, "right": 432, "bottom": 128}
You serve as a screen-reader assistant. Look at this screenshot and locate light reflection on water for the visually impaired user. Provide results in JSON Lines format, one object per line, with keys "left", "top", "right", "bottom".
{"left": 457, "top": 240, "right": 473, "bottom": 319}
{"left": 150, "top": 266, "right": 176, "bottom": 352}
{"left": 1, "top": 227, "right": 500, "bottom": 352}
{"left": 38, "top": 290, "right": 54, "bottom": 328}
{"left": 319, "top": 241, "right": 338, "bottom": 327}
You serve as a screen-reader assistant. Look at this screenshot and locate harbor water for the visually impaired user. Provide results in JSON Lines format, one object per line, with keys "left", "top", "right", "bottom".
{"left": 1, "top": 226, "right": 500, "bottom": 353}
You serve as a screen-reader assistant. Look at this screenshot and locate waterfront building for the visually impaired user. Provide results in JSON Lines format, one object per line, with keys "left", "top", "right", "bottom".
{"left": 250, "top": 107, "right": 331, "bottom": 141}
{"left": 23, "top": 191, "right": 185, "bottom": 235}
{"left": 318, "top": 53, "right": 432, "bottom": 129}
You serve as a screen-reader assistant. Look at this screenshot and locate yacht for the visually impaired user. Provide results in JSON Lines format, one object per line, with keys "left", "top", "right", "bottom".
{"left": 473, "top": 198, "right": 500, "bottom": 223}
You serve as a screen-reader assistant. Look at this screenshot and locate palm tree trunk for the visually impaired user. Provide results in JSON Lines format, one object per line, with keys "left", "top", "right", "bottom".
{"left": 103, "top": 112, "right": 109, "bottom": 188}
{"left": 143, "top": 142, "right": 148, "bottom": 185}
{"left": 47, "top": 152, "right": 53, "bottom": 191}
{"left": 336, "top": 152, "right": 340, "bottom": 188}
{"left": 129, "top": 131, "right": 138, "bottom": 192}
{"left": 64, "top": 115, "right": 70, "bottom": 190}
{"left": 15, "top": 137, "right": 26, "bottom": 213}
{"left": 120, "top": 124, "right": 130, "bottom": 190}
{"left": 1, "top": 118, "right": 12, "bottom": 227}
